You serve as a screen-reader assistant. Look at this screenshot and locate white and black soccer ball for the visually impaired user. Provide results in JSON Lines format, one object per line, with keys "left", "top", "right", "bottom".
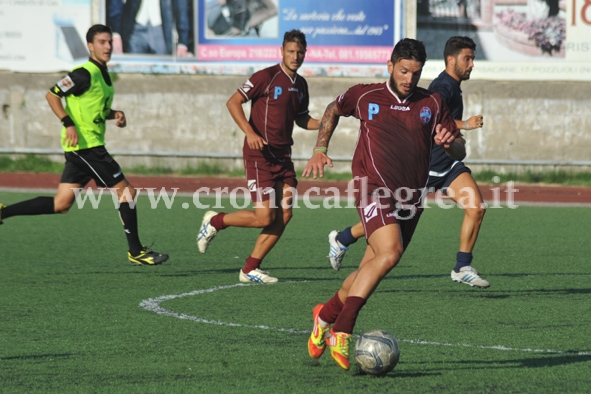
{"left": 354, "top": 329, "right": 400, "bottom": 375}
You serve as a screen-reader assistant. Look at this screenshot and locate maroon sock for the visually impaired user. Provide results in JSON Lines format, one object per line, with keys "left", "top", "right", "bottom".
{"left": 332, "top": 296, "right": 367, "bottom": 334}
{"left": 242, "top": 256, "right": 262, "bottom": 273}
{"left": 318, "top": 291, "right": 344, "bottom": 324}
{"left": 210, "top": 212, "right": 227, "bottom": 231}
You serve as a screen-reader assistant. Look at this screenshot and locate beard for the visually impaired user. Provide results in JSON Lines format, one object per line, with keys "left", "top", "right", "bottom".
{"left": 454, "top": 64, "right": 471, "bottom": 81}
{"left": 388, "top": 74, "right": 414, "bottom": 99}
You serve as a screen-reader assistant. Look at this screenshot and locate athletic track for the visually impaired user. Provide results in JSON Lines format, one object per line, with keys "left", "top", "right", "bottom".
{"left": 0, "top": 173, "right": 590, "bottom": 206}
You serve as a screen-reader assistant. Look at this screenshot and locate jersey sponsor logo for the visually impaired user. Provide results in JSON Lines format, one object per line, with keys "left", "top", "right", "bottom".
{"left": 390, "top": 105, "right": 410, "bottom": 111}
{"left": 241, "top": 80, "right": 254, "bottom": 93}
{"left": 363, "top": 202, "right": 378, "bottom": 221}
{"left": 57, "top": 75, "right": 75, "bottom": 93}
{"left": 288, "top": 87, "right": 299, "bottom": 92}
{"left": 420, "top": 106, "right": 432, "bottom": 125}
{"left": 247, "top": 179, "right": 257, "bottom": 192}
{"left": 274, "top": 86, "right": 282, "bottom": 99}
{"left": 368, "top": 103, "right": 379, "bottom": 120}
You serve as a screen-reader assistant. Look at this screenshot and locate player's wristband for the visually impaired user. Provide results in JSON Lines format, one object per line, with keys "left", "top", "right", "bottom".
{"left": 61, "top": 115, "right": 75, "bottom": 128}
{"left": 313, "top": 147, "right": 327, "bottom": 154}
{"left": 463, "top": 120, "right": 468, "bottom": 130}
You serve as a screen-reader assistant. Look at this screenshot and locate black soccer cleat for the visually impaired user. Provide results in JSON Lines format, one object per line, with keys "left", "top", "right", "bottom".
{"left": 128, "top": 247, "right": 169, "bottom": 266}
{"left": 0, "top": 203, "right": 5, "bottom": 225}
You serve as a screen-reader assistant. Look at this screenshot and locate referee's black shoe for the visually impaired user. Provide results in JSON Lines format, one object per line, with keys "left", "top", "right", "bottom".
{"left": 0, "top": 203, "right": 5, "bottom": 225}
{"left": 128, "top": 247, "right": 169, "bottom": 265}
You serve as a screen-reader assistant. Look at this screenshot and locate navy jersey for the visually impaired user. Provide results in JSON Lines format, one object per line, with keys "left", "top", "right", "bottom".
{"left": 427, "top": 71, "right": 464, "bottom": 177}
{"left": 238, "top": 63, "right": 310, "bottom": 161}
{"left": 336, "top": 82, "right": 457, "bottom": 207}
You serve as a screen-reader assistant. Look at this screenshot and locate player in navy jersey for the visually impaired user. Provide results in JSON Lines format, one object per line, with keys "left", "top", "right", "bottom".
{"left": 196, "top": 30, "right": 320, "bottom": 284}
{"left": 0, "top": 24, "right": 168, "bottom": 266}
{"left": 326, "top": 36, "right": 489, "bottom": 289}
{"left": 303, "top": 38, "right": 458, "bottom": 371}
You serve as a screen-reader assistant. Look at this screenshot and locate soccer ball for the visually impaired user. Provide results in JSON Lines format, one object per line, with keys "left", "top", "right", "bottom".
{"left": 354, "top": 329, "right": 400, "bottom": 375}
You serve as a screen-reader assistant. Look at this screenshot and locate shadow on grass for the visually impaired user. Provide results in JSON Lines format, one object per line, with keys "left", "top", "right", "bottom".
{"left": 445, "top": 353, "right": 591, "bottom": 369}
{"left": 1, "top": 353, "right": 75, "bottom": 361}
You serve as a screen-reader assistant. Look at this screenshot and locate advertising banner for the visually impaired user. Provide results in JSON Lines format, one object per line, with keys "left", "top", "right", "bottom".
{"left": 0, "top": 0, "right": 91, "bottom": 73}
{"left": 1, "top": 0, "right": 589, "bottom": 80}
{"left": 197, "top": 0, "right": 402, "bottom": 63}
{"left": 416, "top": 0, "right": 591, "bottom": 81}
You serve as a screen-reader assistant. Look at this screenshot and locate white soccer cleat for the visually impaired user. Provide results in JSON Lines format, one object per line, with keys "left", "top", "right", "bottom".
{"left": 197, "top": 211, "right": 218, "bottom": 253}
{"left": 451, "top": 265, "right": 490, "bottom": 288}
{"left": 328, "top": 230, "right": 348, "bottom": 271}
{"left": 239, "top": 268, "right": 278, "bottom": 284}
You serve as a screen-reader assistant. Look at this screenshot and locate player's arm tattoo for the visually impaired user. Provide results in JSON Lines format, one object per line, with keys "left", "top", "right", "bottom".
{"left": 314, "top": 101, "right": 340, "bottom": 150}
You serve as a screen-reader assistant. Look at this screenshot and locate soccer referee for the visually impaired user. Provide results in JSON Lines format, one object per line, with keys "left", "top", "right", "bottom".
{"left": 0, "top": 24, "right": 168, "bottom": 266}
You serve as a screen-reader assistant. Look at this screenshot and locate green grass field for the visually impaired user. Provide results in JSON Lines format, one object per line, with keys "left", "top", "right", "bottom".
{"left": 1, "top": 192, "right": 591, "bottom": 393}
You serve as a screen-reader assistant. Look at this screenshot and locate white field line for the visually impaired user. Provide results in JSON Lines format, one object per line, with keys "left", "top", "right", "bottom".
{"left": 139, "top": 283, "right": 591, "bottom": 357}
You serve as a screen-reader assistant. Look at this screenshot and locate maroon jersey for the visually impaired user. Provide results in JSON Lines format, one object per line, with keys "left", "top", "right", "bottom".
{"left": 238, "top": 63, "right": 310, "bottom": 161}
{"left": 336, "top": 82, "right": 457, "bottom": 206}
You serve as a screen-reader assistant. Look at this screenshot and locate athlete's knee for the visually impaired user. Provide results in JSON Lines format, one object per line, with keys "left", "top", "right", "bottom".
{"left": 466, "top": 203, "right": 486, "bottom": 222}
{"left": 253, "top": 210, "right": 275, "bottom": 227}
{"left": 118, "top": 186, "right": 137, "bottom": 202}
{"left": 375, "top": 247, "right": 403, "bottom": 272}
{"left": 53, "top": 198, "right": 73, "bottom": 213}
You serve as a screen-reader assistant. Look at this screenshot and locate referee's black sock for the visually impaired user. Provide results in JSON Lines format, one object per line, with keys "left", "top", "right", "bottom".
{"left": 118, "top": 202, "right": 143, "bottom": 256}
{"left": 3, "top": 196, "right": 55, "bottom": 219}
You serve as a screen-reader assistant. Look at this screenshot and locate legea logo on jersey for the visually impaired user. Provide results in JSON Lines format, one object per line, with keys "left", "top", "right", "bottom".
{"left": 363, "top": 202, "right": 378, "bottom": 221}
{"left": 420, "top": 106, "right": 432, "bottom": 124}
{"left": 247, "top": 179, "right": 257, "bottom": 192}
{"left": 274, "top": 86, "right": 282, "bottom": 99}
{"left": 368, "top": 103, "right": 379, "bottom": 120}
{"left": 390, "top": 105, "right": 410, "bottom": 111}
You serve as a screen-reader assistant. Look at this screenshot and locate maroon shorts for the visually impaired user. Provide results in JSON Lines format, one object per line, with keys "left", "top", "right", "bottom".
{"left": 355, "top": 182, "right": 423, "bottom": 250}
{"left": 244, "top": 159, "right": 297, "bottom": 202}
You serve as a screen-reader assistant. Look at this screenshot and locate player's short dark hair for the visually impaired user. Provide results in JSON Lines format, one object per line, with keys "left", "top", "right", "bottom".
{"left": 283, "top": 30, "right": 307, "bottom": 50}
{"left": 86, "top": 24, "right": 112, "bottom": 44}
{"left": 390, "top": 38, "right": 427, "bottom": 65}
{"left": 443, "top": 36, "right": 476, "bottom": 65}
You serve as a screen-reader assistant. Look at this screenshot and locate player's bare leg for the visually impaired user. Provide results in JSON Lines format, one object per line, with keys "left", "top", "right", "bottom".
{"left": 337, "top": 224, "right": 403, "bottom": 301}
{"left": 211, "top": 181, "right": 292, "bottom": 283}
{"left": 250, "top": 182, "right": 293, "bottom": 259}
{"left": 351, "top": 222, "right": 365, "bottom": 238}
{"left": 324, "top": 224, "right": 404, "bottom": 370}
{"left": 447, "top": 172, "right": 485, "bottom": 253}
{"left": 447, "top": 172, "right": 489, "bottom": 287}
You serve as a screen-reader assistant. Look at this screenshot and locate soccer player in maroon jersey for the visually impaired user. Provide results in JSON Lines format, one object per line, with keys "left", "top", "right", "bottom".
{"left": 196, "top": 30, "right": 320, "bottom": 284}
{"left": 303, "top": 38, "right": 459, "bottom": 371}
{"left": 326, "top": 36, "right": 490, "bottom": 289}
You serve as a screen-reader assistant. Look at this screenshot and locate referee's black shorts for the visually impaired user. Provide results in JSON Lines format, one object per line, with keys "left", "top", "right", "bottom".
{"left": 61, "top": 146, "right": 125, "bottom": 188}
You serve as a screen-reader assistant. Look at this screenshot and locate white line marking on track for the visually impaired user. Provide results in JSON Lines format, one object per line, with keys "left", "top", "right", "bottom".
{"left": 140, "top": 283, "right": 591, "bottom": 357}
